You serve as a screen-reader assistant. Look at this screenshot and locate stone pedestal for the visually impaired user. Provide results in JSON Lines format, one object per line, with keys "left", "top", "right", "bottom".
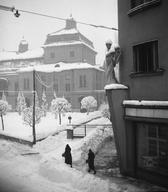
{"left": 67, "top": 127, "right": 73, "bottom": 139}
{"left": 105, "top": 83, "right": 129, "bottom": 174}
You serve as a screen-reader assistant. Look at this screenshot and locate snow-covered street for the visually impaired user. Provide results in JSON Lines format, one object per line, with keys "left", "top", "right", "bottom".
{"left": 0, "top": 122, "right": 166, "bottom": 192}
{"left": 0, "top": 127, "right": 111, "bottom": 192}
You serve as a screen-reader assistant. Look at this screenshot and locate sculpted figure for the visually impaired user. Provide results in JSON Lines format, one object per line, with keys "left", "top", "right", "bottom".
{"left": 102, "top": 39, "right": 121, "bottom": 84}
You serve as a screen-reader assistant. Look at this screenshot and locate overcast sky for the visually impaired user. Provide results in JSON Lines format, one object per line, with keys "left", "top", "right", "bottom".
{"left": 0, "top": 0, "right": 118, "bottom": 64}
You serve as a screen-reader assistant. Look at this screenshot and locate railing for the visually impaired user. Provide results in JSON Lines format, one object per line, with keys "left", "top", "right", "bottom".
{"left": 67, "top": 124, "right": 112, "bottom": 139}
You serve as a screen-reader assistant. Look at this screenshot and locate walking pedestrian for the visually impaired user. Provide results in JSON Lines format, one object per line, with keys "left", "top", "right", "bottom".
{"left": 62, "top": 144, "right": 72, "bottom": 167}
{"left": 86, "top": 149, "right": 96, "bottom": 174}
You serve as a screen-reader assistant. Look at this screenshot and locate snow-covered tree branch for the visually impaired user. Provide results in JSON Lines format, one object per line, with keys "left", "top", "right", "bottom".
{"left": 0, "top": 100, "right": 9, "bottom": 130}
{"left": 99, "top": 103, "right": 110, "bottom": 120}
{"left": 81, "top": 96, "right": 97, "bottom": 115}
{"left": 50, "top": 97, "right": 71, "bottom": 125}
{"left": 22, "top": 106, "right": 43, "bottom": 127}
{"left": 16, "top": 91, "right": 26, "bottom": 115}
{"left": 41, "top": 91, "right": 48, "bottom": 116}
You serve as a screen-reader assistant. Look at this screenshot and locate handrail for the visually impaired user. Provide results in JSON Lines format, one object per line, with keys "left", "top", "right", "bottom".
{"left": 67, "top": 124, "right": 112, "bottom": 128}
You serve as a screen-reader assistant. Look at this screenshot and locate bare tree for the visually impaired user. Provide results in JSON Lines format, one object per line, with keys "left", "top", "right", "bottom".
{"left": 41, "top": 91, "right": 48, "bottom": 116}
{"left": 0, "top": 100, "right": 9, "bottom": 130}
{"left": 22, "top": 106, "right": 43, "bottom": 128}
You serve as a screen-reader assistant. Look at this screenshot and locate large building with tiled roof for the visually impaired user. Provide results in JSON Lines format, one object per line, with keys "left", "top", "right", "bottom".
{"left": 43, "top": 16, "right": 96, "bottom": 65}
{"left": 0, "top": 16, "right": 105, "bottom": 110}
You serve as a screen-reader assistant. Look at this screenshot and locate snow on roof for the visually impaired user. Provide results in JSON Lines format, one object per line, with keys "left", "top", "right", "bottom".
{"left": 104, "top": 84, "right": 128, "bottom": 90}
{"left": 18, "top": 62, "right": 104, "bottom": 73}
{"left": 0, "top": 48, "right": 44, "bottom": 62}
{"left": 123, "top": 100, "right": 168, "bottom": 106}
{"left": 48, "top": 28, "right": 79, "bottom": 36}
{"left": 43, "top": 40, "right": 97, "bottom": 53}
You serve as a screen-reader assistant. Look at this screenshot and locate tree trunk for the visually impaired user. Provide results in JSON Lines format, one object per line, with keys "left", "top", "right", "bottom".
{"left": 59, "top": 112, "right": 61, "bottom": 125}
{"left": 1, "top": 114, "right": 4, "bottom": 131}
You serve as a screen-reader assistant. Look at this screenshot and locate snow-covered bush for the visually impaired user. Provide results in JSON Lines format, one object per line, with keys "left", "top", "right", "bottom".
{"left": 81, "top": 96, "right": 97, "bottom": 115}
{"left": 1, "top": 91, "right": 6, "bottom": 101}
{"left": 16, "top": 91, "right": 27, "bottom": 115}
{"left": 99, "top": 103, "right": 110, "bottom": 120}
{"left": 50, "top": 97, "right": 71, "bottom": 125}
{"left": 22, "top": 106, "right": 43, "bottom": 127}
{"left": 0, "top": 100, "right": 9, "bottom": 130}
{"left": 41, "top": 91, "right": 48, "bottom": 116}
{"left": 102, "top": 108, "right": 110, "bottom": 120}
{"left": 0, "top": 100, "right": 9, "bottom": 115}
{"left": 74, "top": 126, "right": 113, "bottom": 165}
{"left": 53, "top": 91, "right": 57, "bottom": 99}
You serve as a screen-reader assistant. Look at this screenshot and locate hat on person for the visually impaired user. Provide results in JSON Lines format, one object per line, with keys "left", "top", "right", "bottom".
{"left": 105, "top": 39, "right": 113, "bottom": 45}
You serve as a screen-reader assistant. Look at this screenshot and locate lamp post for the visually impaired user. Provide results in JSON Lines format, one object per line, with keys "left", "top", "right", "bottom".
{"left": 68, "top": 115, "right": 72, "bottom": 124}
{"left": 32, "top": 69, "right": 36, "bottom": 144}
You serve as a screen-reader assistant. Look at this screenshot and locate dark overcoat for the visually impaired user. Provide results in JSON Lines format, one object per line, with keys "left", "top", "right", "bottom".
{"left": 62, "top": 144, "right": 72, "bottom": 166}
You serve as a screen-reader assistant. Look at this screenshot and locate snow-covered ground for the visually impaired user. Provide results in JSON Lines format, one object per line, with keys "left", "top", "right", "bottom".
{"left": 0, "top": 111, "right": 102, "bottom": 141}
{"left": 0, "top": 111, "right": 167, "bottom": 192}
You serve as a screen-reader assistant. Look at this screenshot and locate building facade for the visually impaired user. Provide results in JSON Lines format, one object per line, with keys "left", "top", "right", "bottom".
{"left": 106, "top": 0, "right": 168, "bottom": 188}
{"left": 0, "top": 17, "right": 105, "bottom": 111}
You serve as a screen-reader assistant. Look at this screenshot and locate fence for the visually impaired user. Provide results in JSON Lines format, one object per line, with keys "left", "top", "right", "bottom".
{"left": 67, "top": 124, "right": 112, "bottom": 139}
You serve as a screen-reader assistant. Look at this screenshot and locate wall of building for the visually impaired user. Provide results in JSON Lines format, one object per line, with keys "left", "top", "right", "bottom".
{"left": 44, "top": 44, "right": 83, "bottom": 64}
{"left": 82, "top": 45, "right": 96, "bottom": 65}
{"left": 118, "top": 0, "right": 168, "bottom": 100}
{"left": 45, "top": 33, "right": 79, "bottom": 44}
{"left": 0, "top": 73, "right": 17, "bottom": 108}
{"left": 44, "top": 44, "right": 96, "bottom": 65}
{"left": 0, "top": 67, "right": 105, "bottom": 111}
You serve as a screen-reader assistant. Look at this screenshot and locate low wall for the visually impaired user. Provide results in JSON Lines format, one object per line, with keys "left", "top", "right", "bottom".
{"left": 0, "top": 134, "right": 33, "bottom": 146}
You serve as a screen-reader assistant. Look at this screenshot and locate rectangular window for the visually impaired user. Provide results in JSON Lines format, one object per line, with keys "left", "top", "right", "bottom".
{"left": 24, "top": 78, "right": 29, "bottom": 90}
{"left": 53, "top": 84, "right": 58, "bottom": 92}
{"left": 42, "top": 85, "right": 46, "bottom": 92}
{"left": 65, "top": 83, "right": 70, "bottom": 92}
{"left": 131, "top": 0, "right": 154, "bottom": 8}
{"left": 70, "top": 51, "right": 75, "bottom": 57}
{"left": 133, "top": 40, "right": 158, "bottom": 73}
{"left": 14, "top": 82, "right": 19, "bottom": 91}
{"left": 79, "top": 75, "right": 87, "bottom": 88}
{"left": 136, "top": 123, "right": 168, "bottom": 175}
{"left": 79, "top": 75, "right": 82, "bottom": 88}
{"left": 50, "top": 52, "right": 55, "bottom": 58}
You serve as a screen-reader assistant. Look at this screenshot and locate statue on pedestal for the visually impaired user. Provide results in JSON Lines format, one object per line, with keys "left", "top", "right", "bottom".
{"left": 102, "top": 39, "right": 121, "bottom": 84}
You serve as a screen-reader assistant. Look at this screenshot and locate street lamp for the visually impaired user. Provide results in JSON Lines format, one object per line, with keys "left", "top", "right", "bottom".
{"left": 68, "top": 116, "right": 72, "bottom": 124}
{"left": 14, "top": 9, "right": 20, "bottom": 17}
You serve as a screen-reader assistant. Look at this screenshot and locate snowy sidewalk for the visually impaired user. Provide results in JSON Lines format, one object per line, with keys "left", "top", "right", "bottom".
{"left": 0, "top": 139, "right": 110, "bottom": 192}
{"left": 0, "top": 120, "right": 167, "bottom": 192}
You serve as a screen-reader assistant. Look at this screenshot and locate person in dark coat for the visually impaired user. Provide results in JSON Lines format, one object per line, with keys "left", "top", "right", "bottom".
{"left": 86, "top": 149, "right": 96, "bottom": 174}
{"left": 62, "top": 144, "right": 72, "bottom": 167}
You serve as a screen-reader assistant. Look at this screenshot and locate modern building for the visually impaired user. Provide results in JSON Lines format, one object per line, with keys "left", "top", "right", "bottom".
{"left": 106, "top": 0, "right": 168, "bottom": 188}
{"left": 0, "top": 16, "right": 105, "bottom": 111}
